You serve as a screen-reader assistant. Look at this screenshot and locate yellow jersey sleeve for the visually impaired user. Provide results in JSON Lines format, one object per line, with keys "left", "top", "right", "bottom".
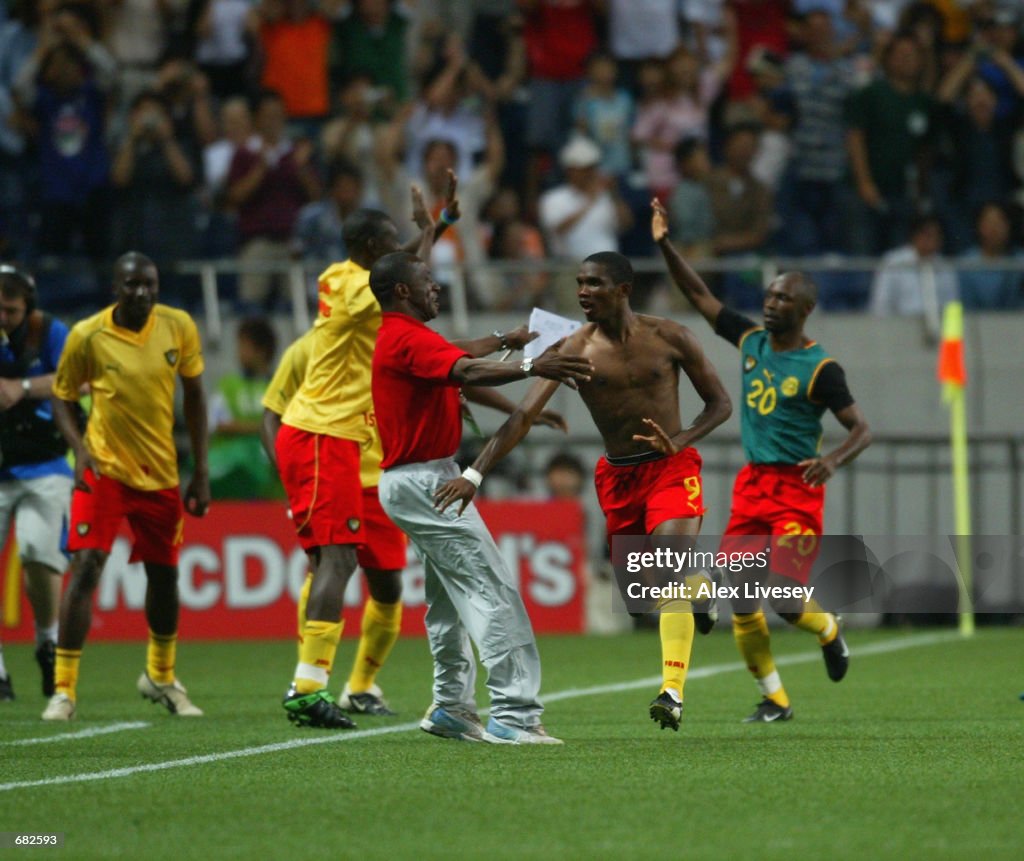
{"left": 262, "top": 330, "right": 315, "bottom": 416}
{"left": 178, "top": 312, "right": 204, "bottom": 378}
{"left": 52, "top": 324, "right": 90, "bottom": 402}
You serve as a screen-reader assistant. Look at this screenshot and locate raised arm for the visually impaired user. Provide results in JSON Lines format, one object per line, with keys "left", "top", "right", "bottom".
{"left": 652, "top": 198, "right": 722, "bottom": 326}
{"left": 449, "top": 339, "right": 591, "bottom": 387}
{"left": 452, "top": 324, "right": 536, "bottom": 358}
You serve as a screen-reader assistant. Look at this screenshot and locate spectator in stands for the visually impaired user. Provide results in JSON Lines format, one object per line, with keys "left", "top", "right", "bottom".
{"left": 668, "top": 137, "right": 713, "bottom": 260}
{"left": 329, "top": 0, "right": 411, "bottom": 102}
{"left": 846, "top": 31, "right": 937, "bottom": 254}
{"left": 256, "top": 0, "right": 331, "bottom": 134}
{"left": 708, "top": 123, "right": 773, "bottom": 308}
{"left": 14, "top": 9, "right": 116, "bottom": 264}
{"left": 398, "top": 36, "right": 490, "bottom": 181}
{"left": 937, "top": 74, "right": 1018, "bottom": 251}
{"left": 745, "top": 46, "right": 794, "bottom": 192}
{"left": 539, "top": 136, "right": 633, "bottom": 261}
{"left": 201, "top": 95, "right": 251, "bottom": 257}
{"left": 104, "top": 0, "right": 180, "bottom": 109}
{"left": 544, "top": 451, "right": 586, "bottom": 500}
{"left": 573, "top": 53, "right": 634, "bottom": 182}
{"left": 633, "top": 44, "right": 733, "bottom": 200}
{"left": 292, "top": 159, "right": 365, "bottom": 266}
{"left": 870, "top": 212, "right": 958, "bottom": 332}
{"left": 897, "top": 1, "right": 944, "bottom": 93}
{"left": 777, "top": 8, "right": 856, "bottom": 255}
{"left": 481, "top": 187, "right": 548, "bottom": 310}
{"left": 226, "top": 89, "right": 320, "bottom": 309}
{"left": 154, "top": 59, "right": 218, "bottom": 168}
{"left": 973, "top": 5, "right": 1024, "bottom": 121}
{"left": 111, "top": 91, "right": 199, "bottom": 299}
{"left": 520, "top": 0, "right": 601, "bottom": 204}
{"left": 725, "top": 0, "right": 789, "bottom": 103}
{"left": 958, "top": 201, "right": 1023, "bottom": 310}
{"left": 682, "top": 0, "right": 730, "bottom": 68}
{"left": 607, "top": 0, "right": 681, "bottom": 88}
{"left": 208, "top": 316, "right": 280, "bottom": 500}
{"left": 192, "top": 0, "right": 259, "bottom": 99}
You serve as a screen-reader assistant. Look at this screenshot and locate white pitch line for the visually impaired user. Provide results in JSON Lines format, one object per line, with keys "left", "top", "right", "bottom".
{"left": 2, "top": 721, "right": 151, "bottom": 747}
{"left": 0, "top": 631, "right": 959, "bottom": 793}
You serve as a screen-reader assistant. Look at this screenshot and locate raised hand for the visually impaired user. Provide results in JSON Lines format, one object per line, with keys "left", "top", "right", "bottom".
{"left": 410, "top": 184, "right": 434, "bottom": 231}
{"left": 442, "top": 168, "right": 460, "bottom": 222}
{"left": 502, "top": 325, "right": 538, "bottom": 351}
{"left": 651, "top": 198, "right": 669, "bottom": 243}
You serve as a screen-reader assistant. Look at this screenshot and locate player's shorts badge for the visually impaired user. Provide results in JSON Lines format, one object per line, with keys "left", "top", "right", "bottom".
{"left": 781, "top": 376, "right": 799, "bottom": 397}
{"left": 347, "top": 518, "right": 361, "bottom": 533}
{"left": 164, "top": 350, "right": 179, "bottom": 366}
{"left": 743, "top": 355, "right": 756, "bottom": 372}
{"left": 76, "top": 523, "right": 90, "bottom": 536}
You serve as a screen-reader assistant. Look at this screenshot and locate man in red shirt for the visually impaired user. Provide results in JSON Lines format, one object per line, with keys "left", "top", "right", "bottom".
{"left": 370, "top": 251, "right": 592, "bottom": 745}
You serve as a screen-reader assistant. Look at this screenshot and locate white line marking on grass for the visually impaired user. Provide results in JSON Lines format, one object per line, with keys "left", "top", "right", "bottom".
{"left": 0, "top": 631, "right": 960, "bottom": 793}
{"left": 2, "top": 721, "right": 151, "bottom": 747}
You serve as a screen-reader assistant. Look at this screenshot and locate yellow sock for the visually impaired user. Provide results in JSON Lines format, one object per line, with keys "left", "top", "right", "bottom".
{"left": 146, "top": 630, "right": 177, "bottom": 684}
{"left": 789, "top": 597, "right": 838, "bottom": 645}
{"left": 658, "top": 611, "right": 694, "bottom": 697}
{"left": 293, "top": 620, "right": 343, "bottom": 694}
{"left": 733, "top": 611, "right": 790, "bottom": 708}
{"left": 296, "top": 572, "right": 312, "bottom": 661}
{"left": 348, "top": 599, "right": 402, "bottom": 694}
{"left": 55, "top": 648, "right": 82, "bottom": 701}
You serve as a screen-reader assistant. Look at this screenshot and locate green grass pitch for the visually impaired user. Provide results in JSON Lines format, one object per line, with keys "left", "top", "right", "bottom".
{"left": 2, "top": 627, "right": 1021, "bottom": 860}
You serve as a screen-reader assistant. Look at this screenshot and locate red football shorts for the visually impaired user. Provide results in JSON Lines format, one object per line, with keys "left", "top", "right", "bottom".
{"left": 723, "top": 463, "right": 825, "bottom": 585}
{"left": 594, "top": 447, "right": 705, "bottom": 540}
{"left": 68, "top": 469, "right": 184, "bottom": 565}
{"left": 358, "top": 485, "right": 406, "bottom": 570}
{"left": 276, "top": 425, "right": 365, "bottom": 551}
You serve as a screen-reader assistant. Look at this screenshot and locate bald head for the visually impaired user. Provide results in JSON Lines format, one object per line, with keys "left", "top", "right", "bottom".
{"left": 114, "top": 251, "right": 157, "bottom": 279}
{"left": 777, "top": 271, "right": 817, "bottom": 310}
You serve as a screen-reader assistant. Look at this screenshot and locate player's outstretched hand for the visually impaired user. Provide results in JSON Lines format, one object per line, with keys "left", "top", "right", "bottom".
{"left": 651, "top": 198, "right": 669, "bottom": 243}
{"left": 535, "top": 409, "right": 569, "bottom": 432}
{"left": 410, "top": 184, "right": 434, "bottom": 231}
{"left": 502, "top": 325, "right": 538, "bottom": 351}
{"left": 798, "top": 455, "right": 837, "bottom": 488}
{"left": 532, "top": 339, "right": 592, "bottom": 389}
{"left": 632, "top": 417, "right": 678, "bottom": 455}
{"left": 434, "top": 476, "right": 476, "bottom": 516}
{"left": 184, "top": 472, "right": 211, "bottom": 517}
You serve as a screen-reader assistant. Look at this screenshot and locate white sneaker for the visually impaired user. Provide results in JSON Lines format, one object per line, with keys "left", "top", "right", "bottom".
{"left": 137, "top": 672, "right": 203, "bottom": 716}
{"left": 485, "top": 716, "right": 563, "bottom": 745}
{"left": 42, "top": 692, "right": 75, "bottom": 721}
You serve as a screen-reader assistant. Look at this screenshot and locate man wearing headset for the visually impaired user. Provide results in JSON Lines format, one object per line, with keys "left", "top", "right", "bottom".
{"left": 0, "top": 264, "right": 73, "bottom": 702}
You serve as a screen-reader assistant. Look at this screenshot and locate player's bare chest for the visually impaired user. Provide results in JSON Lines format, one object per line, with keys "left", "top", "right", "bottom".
{"left": 585, "top": 345, "right": 673, "bottom": 391}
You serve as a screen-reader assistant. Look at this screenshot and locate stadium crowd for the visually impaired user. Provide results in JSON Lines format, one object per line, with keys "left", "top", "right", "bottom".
{"left": 1, "top": 0, "right": 1024, "bottom": 312}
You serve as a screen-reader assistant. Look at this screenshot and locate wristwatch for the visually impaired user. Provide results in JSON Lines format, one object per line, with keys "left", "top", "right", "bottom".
{"left": 20, "top": 378, "right": 30, "bottom": 395}
{"left": 493, "top": 330, "right": 509, "bottom": 351}
{"left": 520, "top": 357, "right": 534, "bottom": 377}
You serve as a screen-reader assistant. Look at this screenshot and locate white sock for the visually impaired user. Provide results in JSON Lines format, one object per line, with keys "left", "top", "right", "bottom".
{"left": 36, "top": 623, "right": 58, "bottom": 647}
{"left": 0, "top": 643, "right": 8, "bottom": 678}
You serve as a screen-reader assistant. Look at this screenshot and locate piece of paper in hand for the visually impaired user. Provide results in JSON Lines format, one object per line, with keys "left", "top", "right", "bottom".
{"left": 523, "top": 308, "right": 582, "bottom": 359}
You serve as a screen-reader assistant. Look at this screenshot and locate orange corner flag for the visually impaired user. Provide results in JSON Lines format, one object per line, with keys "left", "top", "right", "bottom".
{"left": 937, "top": 301, "right": 966, "bottom": 389}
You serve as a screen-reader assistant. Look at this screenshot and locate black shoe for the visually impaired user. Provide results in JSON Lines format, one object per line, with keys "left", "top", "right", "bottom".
{"left": 649, "top": 690, "right": 682, "bottom": 731}
{"left": 743, "top": 698, "right": 794, "bottom": 723}
{"left": 339, "top": 684, "right": 396, "bottom": 716}
{"left": 283, "top": 687, "right": 357, "bottom": 729}
{"left": 0, "top": 673, "right": 13, "bottom": 702}
{"left": 821, "top": 629, "right": 850, "bottom": 682}
{"left": 692, "top": 570, "right": 718, "bottom": 634}
{"left": 35, "top": 641, "right": 56, "bottom": 698}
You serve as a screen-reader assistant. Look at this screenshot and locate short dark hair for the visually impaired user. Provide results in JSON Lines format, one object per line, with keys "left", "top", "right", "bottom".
{"left": 583, "top": 251, "right": 634, "bottom": 286}
{"left": 327, "top": 158, "right": 364, "bottom": 187}
{"left": 674, "top": 136, "right": 705, "bottom": 165}
{"left": 237, "top": 317, "right": 277, "bottom": 363}
{"left": 342, "top": 209, "right": 394, "bottom": 259}
{"left": 0, "top": 263, "right": 36, "bottom": 307}
{"left": 780, "top": 271, "right": 818, "bottom": 304}
{"left": 251, "top": 88, "right": 284, "bottom": 114}
{"left": 909, "top": 212, "right": 943, "bottom": 238}
{"left": 370, "top": 252, "right": 421, "bottom": 308}
{"left": 545, "top": 451, "right": 585, "bottom": 477}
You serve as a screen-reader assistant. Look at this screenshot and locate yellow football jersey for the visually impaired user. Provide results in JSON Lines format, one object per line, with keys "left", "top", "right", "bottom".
{"left": 263, "top": 329, "right": 383, "bottom": 488}
{"left": 281, "top": 260, "right": 379, "bottom": 444}
{"left": 53, "top": 304, "right": 204, "bottom": 491}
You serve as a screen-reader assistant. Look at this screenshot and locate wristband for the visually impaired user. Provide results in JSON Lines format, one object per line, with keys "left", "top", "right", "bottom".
{"left": 439, "top": 207, "right": 459, "bottom": 225}
{"left": 461, "top": 467, "right": 483, "bottom": 488}
{"left": 492, "top": 330, "right": 509, "bottom": 351}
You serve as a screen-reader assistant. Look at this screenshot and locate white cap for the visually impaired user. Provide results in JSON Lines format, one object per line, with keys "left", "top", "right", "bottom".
{"left": 559, "top": 136, "right": 602, "bottom": 169}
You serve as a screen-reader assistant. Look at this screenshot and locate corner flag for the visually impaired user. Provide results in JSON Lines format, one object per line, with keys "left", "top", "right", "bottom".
{"left": 936, "top": 302, "right": 973, "bottom": 636}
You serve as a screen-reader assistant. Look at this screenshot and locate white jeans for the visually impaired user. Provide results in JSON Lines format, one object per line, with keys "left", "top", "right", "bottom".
{"left": 379, "top": 458, "right": 544, "bottom": 728}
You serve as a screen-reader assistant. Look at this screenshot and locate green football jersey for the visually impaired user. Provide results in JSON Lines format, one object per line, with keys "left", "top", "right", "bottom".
{"left": 738, "top": 328, "right": 836, "bottom": 464}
